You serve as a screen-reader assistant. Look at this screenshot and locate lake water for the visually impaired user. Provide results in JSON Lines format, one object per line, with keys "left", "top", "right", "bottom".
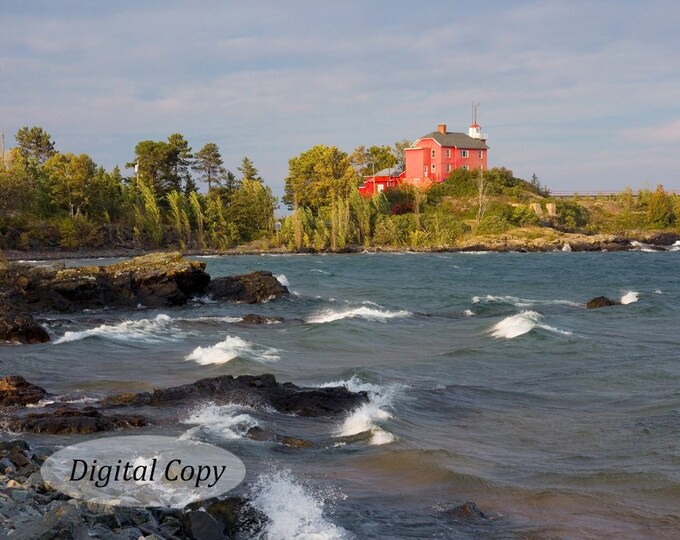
{"left": 2, "top": 251, "right": 680, "bottom": 538}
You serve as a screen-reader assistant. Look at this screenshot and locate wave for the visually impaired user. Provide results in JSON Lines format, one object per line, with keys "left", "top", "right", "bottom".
{"left": 307, "top": 306, "right": 411, "bottom": 324}
{"left": 630, "top": 240, "right": 659, "bottom": 253}
{"left": 185, "top": 335, "right": 279, "bottom": 365}
{"left": 491, "top": 311, "right": 573, "bottom": 339}
{"left": 54, "top": 314, "right": 176, "bottom": 344}
{"left": 472, "top": 294, "right": 581, "bottom": 308}
{"left": 621, "top": 291, "right": 639, "bottom": 305}
{"left": 248, "top": 470, "right": 349, "bottom": 540}
{"left": 180, "top": 402, "right": 258, "bottom": 440}
{"left": 321, "top": 376, "right": 401, "bottom": 446}
{"left": 275, "top": 273, "right": 290, "bottom": 287}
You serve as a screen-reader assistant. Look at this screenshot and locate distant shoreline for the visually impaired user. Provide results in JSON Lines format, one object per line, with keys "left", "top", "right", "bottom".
{"left": 2, "top": 231, "right": 679, "bottom": 262}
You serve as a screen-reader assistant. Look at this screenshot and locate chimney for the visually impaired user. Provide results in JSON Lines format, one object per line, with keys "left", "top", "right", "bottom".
{"left": 437, "top": 124, "right": 447, "bottom": 134}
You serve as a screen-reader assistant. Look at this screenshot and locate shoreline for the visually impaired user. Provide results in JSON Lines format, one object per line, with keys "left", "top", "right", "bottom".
{"left": 2, "top": 231, "right": 679, "bottom": 262}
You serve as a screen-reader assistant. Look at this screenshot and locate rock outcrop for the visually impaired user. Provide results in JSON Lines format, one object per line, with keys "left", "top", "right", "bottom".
{"left": 586, "top": 296, "right": 619, "bottom": 309}
{"left": 207, "top": 271, "right": 289, "bottom": 303}
{"left": 0, "top": 252, "right": 289, "bottom": 344}
{"left": 101, "top": 373, "right": 368, "bottom": 417}
{"left": 0, "top": 375, "right": 48, "bottom": 406}
{"left": 8, "top": 406, "right": 148, "bottom": 434}
{"left": 0, "top": 303, "right": 50, "bottom": 344}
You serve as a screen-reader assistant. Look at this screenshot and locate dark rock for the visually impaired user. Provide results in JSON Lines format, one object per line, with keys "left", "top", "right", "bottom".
{"left": 11, "top": 501, "right": 89, "bottom": 540}
{"left": 0, "top": 439, "right": 31, "bottom": 452}
{"left": 445, "top": 501, "right": 488, "bottom": 521}
{"left": 245, "top": 426, "right": 315, "bottom": 448}
{"left": 240, "top": 313, "right": 285, "bottom": 324}
{"left": 186, "top": 496, "right": 267, "bottom": 538}
{"left": 0, "top": 302, "right": 50, "bottom": 344}
{"left": 207, "top": 271, "right": 288, "bottom": 303}
{"left": 9, "top": 406, "right": 147, "bottom": 434}
{"left": 645, "top": 232, "right": 680, "bottom": 246}
{"left": 102, "top": 374, "right": 368, "bottom": 417}
{"left": 586, "top": 296, "right": 619, "bottom": 309}
{"left": 0, "top": 375, "right": 48, "bottom": 406}
{"left": 182, "top": 510, "right": 225, "bottom": 540}
{"left": 6, "top": 252, "right": 210, "bottom": 312}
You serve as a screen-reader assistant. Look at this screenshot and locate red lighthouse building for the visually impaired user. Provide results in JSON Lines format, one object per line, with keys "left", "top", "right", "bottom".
{"left": 359, "top": 111, "right": 489, "bottom": 198}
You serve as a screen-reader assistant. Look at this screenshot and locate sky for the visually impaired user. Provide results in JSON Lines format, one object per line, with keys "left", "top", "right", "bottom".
{"left": 1, "top": 0, "right": 679, "bottom": 202}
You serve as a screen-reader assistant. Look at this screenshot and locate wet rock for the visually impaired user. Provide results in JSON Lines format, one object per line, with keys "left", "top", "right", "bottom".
{"left": 586, "top": 296, "right": 619, "bottom": 309}
{"left": 240, "top": 313, "right": 285, "bottom": 324}
{"left": 0, "top": 375, "right": 48, "bottom": 406}
{"left": 207, "top": 271, "right": 288, "bottom": 303}
{"left": 644, "top": 232, "right": 680, "bottom": 246}
{"left": 9, "top": 406, "right": 147, "bottom": 434}
{"left": 12, "top": 500, "right": 89, "bottom": 540}
{"left": 445, "top": 501, "right": 488, "bottom": 521}
{"left": 245, "top": 426, "right": 315, "bottom": 448}
{"left": 186, "top": 496, "right": 267, "bottom": 538}
{"left": 0, "top": 302, "right": 50, "bottom": 344}
{"left": 182, "top": 510, "right": 224, "bottom": 540}
{"left": 102, "top": 374, "right": 369, "bottom": 417}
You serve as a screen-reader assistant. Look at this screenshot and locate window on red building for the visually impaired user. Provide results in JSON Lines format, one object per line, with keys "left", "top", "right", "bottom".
{"left": 461, "top": 150, "right": 469, "bottom": 158}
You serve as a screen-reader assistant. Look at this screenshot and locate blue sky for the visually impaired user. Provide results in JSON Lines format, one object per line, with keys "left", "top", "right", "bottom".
{"left": 1, "top": 0, "right": 679, "bottom": 200}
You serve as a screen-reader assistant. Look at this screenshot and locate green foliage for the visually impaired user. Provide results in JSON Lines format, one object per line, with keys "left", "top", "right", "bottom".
{"left": 229, "top": 179, "right": 276, "bottom": 241}
{"left": 555, "top": 200, "right": 589, "bottom": 231}
{"left": 15, "top": 126, "right": 56, "bottom": 165}
{"left": 284, "top": 145, "right": 357, "bottom": 212}
{"left": 58, "top": 216, "right": 103, "bottom": 250}
{"left": 646, "top": 184, "right": 675, "bottom": 228}
{"left": 373, "top": 215, "right": 399, "bottom": 246}
{"left": 422, "top": 212, "right": 470, "bottom": 245}
{"left": 135, "top": 182, "right": 163, "bottom": 247}
{"left": 194, "top": 143, "right": 226, "bottom": 192}
{"left": 510, "top": 205, "right": 540, "bottom": 227}
{"left": 476, "top": 214, "right": 512, "bottom": 235}
{"left": 350, "top": 145, "right": 398, "bottom": 177}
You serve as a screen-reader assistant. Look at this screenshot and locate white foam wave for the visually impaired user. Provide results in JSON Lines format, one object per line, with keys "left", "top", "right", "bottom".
{"left": 307, "top": 306, "right": 410, "bottom": 324}
{"left": 630, "top": 240, "right": 657, "bottom": 252}
{"left": 621, "top": 291, "right": 639, "bottom": 304}
{"left": 186, "top": 335, "right": 279, "bottom": 365}
{"left": 464, "top": 309, "right": 475, "bottom": 317}
{"left": 310, "top": 269, "right": 331, "bottom": 275}
{"left": 275, "top": 273, "right": 290, "bottom": 287}
{"left": 180, "top": 402, "right": 258, "bottom": 440}
{"left": 472, "top": 294, "right": 580, "bottom": 308}
{"left": 26, "top": 396, "right": 98, "bottom": 408}
{"left": 491, "top": 311, "right": 572, "bottom": 339}
{"left": 54, "top": 314, "right": 175, "bottom": 344}
{"left": 321, "top": 376, "right": 400, "bottom": 445}
{"left": 562, "top": 243, "right": 572, "bottom": 252}
{"left": 249, "top": 470, "right": 348, "bottom": 540}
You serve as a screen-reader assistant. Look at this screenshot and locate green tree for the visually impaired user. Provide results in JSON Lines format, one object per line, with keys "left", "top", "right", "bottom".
{"left": 194, "top": 143, "right": 225, "bottom": 192}
{"left": 284, "top": 145, "right": 357, "bottom": 212}
{"left": 237, "top": 156, "right": 263, "bottom": 183}
{"left": 647, "top": 184, "right": 675, "bottom": 228}
{"left": 15, "top": 126, "right": 56, "bottom": 165}
{"left": 130, "top": 140, "right": 175, "bottom": 196}
{"left": 167, "top": 133, "right": 194, "bottom": 193}
{"left": 393, "top": 139, "right": 411, "bottom": 170}
{"left": 43, "top": 153, "right": 96, "bottom": 217}
{"left": 229, "top": 179, "right": 276, "bottom": 241}
{"left": 0, "top": 149, "right": 37, "bottom": 215}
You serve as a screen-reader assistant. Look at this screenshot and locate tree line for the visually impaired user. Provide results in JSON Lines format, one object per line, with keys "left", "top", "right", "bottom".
{"left": 0, "top": 126, "right": 275, "bottom": 250}
{"left": 1, "top": 125, "right": 678, "bottom": 253}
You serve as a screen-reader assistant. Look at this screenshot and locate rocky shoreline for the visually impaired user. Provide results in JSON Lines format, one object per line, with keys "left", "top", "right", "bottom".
{"left": 0, "top": 252, "right": 289, "bottom": 344}
{"left": 0, "top": 372, "right": 373, "bottom": 538}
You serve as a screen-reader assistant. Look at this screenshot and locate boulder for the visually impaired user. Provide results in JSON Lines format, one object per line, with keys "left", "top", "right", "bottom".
{"left": 10, "top": 501, "right": 89, "bottom": 540}
{"left": 102, "top": 374, "right": 368, "bottom": 417}
{"left": 586, "top": 296, "right": 619, "bottom": 309}
{"left": 9, "top": 406, "right": 147, "bottom": 434}
{"left": 0, "top": 301, "right": 50, "bottom": 344}
{"left": 445, "top": 501, "right": 488, "bottom": 521}
{"left": 207, "top": 271, "right": 288, "bottom": 303}
{"left": 185, "top": 496, "right": 267, "bottom": 538}
{"left": 0, "top": 375, "right": 48, "bottom": 406}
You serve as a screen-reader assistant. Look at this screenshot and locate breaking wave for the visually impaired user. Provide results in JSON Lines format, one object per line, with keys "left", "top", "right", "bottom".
{"left": 472, "top": 295, "right": 581, "bottom": 308}
{"left": 54, "top": 314, "right": 176, "bottom": 344}
{"left": 621, "top": 291, "right": 639, "bottom": 305}
{"left": 249, "top": 470, "right": 349, "bottom": 540}
{"left": 180, "top": 402, "right": 259, "bottom": 440}
{"left": 321, "top": 376, "right": 400, "bottom": 446}
{"left": 185, "top": 335, "right": 280, "bottom": 365}
{"left": 307, "top": 306, "right": 411, "bottom": 324}
{"left": 491, "top": 311, "right": 573, "bottom": 339}
{"left": 275, "top": 274, "right": 290, "bottom": 287}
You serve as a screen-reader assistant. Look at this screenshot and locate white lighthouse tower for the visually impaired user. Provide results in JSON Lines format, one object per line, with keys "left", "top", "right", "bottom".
{"left": 468, "top": 103, "right": 486, "bottom": 140}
